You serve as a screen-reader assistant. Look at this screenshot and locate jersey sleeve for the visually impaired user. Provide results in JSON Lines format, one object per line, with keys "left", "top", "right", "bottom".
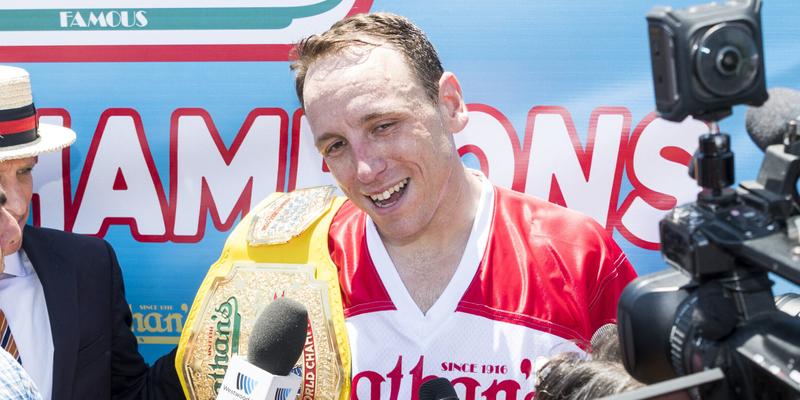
{"left": 585, "top": 228, "right": 638, "bottom": 332}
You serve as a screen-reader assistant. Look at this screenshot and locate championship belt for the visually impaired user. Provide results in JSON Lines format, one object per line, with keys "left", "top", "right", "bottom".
{"left": 175, "top": 186, "right": 351, "bottom": 400}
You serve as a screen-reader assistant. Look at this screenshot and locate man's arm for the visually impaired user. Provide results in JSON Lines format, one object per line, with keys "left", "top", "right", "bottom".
{"left": 106, "top": 240, "right": 184, "bottom": 400}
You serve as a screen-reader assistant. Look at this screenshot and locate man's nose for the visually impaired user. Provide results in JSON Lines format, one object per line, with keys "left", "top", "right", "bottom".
{"left": 3, "top": 186, "right": 26, "bottom": 221}
{"left": 354, "top": 145, "right": 387, "bottom": 184}
{"left": 0, "top": 207, "right": 20, "bottom": 246}
{"left": 0, "top": 190, "right": 21, "bottom": 257}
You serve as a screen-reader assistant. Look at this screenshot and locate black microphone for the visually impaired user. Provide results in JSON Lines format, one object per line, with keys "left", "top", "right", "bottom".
{"left": 745, "top": 87, "right": 800, "bottom": 150}
{"left": 248, "top": 297, "right": 308, "bottom": 375}
{"left": 216, "top": 298, "right": 308, "bottom": 400}
{"left": 419, "top": 377, "right": 460, "bottom": 400}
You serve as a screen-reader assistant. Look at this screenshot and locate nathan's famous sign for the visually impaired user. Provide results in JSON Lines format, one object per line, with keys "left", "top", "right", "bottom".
{"left": 0, "top": 0, "right": 373, "bottom": 62}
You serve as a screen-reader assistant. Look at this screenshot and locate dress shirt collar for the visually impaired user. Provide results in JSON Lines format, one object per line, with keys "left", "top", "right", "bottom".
{"left": 1, "top": 250, "right": 29, "bottom": 279}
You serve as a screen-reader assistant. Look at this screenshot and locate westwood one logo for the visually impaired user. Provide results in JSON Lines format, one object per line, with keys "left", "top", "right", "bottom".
{"left": 59, "top": 10, "right": 148, "bottom": 28}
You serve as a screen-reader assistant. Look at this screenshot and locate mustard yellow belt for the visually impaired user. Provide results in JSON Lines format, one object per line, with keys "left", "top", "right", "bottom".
{"left": 175, "top": 186, "right": 351, "bottom": 400}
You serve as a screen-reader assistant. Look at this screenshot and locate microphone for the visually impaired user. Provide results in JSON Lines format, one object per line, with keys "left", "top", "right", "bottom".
{"left": 217, "top": 298, "right": 308, "bottom": 400}
{"left": 419, "top": 377, "right": 459, "bottom": 400}
{"left": 745, "top": 87, "right": 800, "bottom": 150}
{"left": 590, "top": 323, "right": 621, "bottom": 362}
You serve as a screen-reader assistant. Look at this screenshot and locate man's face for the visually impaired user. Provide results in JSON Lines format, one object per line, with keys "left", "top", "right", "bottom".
{"left": 0, "top": 156, "right": 35, "bottom": 255}
{"left": 303, "top": 44, "right": 459, "bottom": 243}
{"left": 0, "top": 188, "right": 23, "bottom": 273}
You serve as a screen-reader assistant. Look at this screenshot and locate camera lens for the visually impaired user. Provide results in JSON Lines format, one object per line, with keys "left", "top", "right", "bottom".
{"left": 694, "top": 22, "right": 760, "bottom": 97}
{"left": 716, "top": 46, "right": 741, "bottom": 75}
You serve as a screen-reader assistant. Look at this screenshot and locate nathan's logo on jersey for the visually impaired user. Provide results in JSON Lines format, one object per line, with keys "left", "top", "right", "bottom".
{"left": 352, "top": 356, "right": 538, "bottom": 400}
{"left": 441, "top": 362, "right": 509, "bottom": 375}
{"left": 208, "top": 297, "right": 242, "bottom": 393}
{"left": 59, "top": 10, "right": 148, "bottom": 28}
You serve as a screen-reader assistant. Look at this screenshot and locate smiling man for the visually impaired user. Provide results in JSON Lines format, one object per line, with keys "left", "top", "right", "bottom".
{"left": 284, "top": 13, "right": 639, "bottom": 399}
{"left": 187, "top": 12, "right": 637, "bottom": 400}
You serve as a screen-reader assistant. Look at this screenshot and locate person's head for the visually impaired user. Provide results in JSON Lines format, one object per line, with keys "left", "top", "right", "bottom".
{"left": 536, "top": 325, "right": 690, "bottom": 400}
{"left": 291, "top": 13, "right": 471, "bottom": 243}
{"left": 535, "top": 353, "right": 644, "bottom": 400}
{"left": 291, "top": 12, "right": 444, "bottom": 109}
{"left": 0, "top": 66, "right": 76, "bottom": 254}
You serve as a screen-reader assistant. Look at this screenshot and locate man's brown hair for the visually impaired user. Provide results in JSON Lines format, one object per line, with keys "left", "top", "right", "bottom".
{"left": 290, "top": 12, "right": 444, "bottom": 107}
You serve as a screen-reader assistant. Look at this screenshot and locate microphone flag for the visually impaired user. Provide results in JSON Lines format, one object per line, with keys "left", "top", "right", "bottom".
{"left": 217, "top": 356, "right": 303, "bottom": 400}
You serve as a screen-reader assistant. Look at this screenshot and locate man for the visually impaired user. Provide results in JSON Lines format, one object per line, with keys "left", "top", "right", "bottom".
{"left": 0, "top": 65, "right": 182, "bottom": 399}
{"left": 0, "top": 188, "right": 40, "bottom": 400}
{"left": 290, "top": 13, "right": 637, "bottom": 399}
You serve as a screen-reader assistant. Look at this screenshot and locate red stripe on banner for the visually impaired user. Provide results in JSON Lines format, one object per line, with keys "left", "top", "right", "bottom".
{"left": 0, "top": 116, "right": 36, "bottom": 134}
{"left": 0, "top": 44, "right": 296, "bottom": 62}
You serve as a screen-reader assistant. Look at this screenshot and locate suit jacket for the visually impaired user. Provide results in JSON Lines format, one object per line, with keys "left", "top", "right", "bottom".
{"left": 23, "top": 225, "right": 184, "bottom": 400}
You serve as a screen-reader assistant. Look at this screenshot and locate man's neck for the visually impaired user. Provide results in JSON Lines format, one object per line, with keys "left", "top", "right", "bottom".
{"left": 380, "top": 169, "right": 484, "bottom": 313}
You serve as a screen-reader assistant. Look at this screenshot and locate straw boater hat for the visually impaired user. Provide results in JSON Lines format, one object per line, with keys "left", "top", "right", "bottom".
{"left": 0, "top": 65, "right": 76, "bottom": 162}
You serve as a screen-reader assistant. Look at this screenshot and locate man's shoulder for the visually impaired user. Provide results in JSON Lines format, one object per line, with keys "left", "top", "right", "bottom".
{"left": 327, "top": 199, "right": 367, "bottom": 256}
{"left": 23, "top": 225, "right": 109, "bottom": 253}
{"left": 493, "top": 186, "right": 606, "bottom": 237}
{"left": 329, "top": 199, "right": 365, "bottom": 235}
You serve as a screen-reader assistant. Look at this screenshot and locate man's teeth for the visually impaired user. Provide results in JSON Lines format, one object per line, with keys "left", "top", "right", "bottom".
{"left": 370, "top": 179, "right": 408, "bottom": 202}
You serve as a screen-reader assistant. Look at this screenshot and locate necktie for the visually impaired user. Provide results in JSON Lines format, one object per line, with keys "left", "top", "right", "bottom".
{"left": 0, "top": 308, "right": 21, "bottom": 365}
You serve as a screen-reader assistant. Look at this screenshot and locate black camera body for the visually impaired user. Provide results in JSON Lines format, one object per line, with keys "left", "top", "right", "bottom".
{"left": 647, "top": 0, "right": 768, "bottom": 121}
{"left": 618, "top": 1, "right": 800, "bottom": 399}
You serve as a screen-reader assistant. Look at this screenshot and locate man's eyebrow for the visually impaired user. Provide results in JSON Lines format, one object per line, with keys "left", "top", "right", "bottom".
{"left": 314, "top": 132, "right": 341, "bottom": 148}
{"left": 360, "top": 111, "right": 393, "bottom": 124}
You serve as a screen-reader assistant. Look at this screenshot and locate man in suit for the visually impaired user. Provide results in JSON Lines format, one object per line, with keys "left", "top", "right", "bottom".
{"left": 0, "top": 189, "right": 40, "bottom": 400}
{"left": 0, "top": 65, "right": 183, "bottom": 399}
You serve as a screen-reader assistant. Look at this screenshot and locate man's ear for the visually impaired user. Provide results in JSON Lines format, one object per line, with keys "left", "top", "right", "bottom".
{"left": 437, "top": 72, "right": 469, "bottom": 133}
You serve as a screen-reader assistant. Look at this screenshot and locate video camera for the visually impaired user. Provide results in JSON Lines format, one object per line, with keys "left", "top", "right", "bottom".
{"left": 616, "top": 1, "right": 800, "bottom": 399}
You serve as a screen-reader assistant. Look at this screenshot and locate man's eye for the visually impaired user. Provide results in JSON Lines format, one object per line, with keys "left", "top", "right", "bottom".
{"left": 18, "top": 168, "right": 33, "bottom": 175}
{"left": 373, "top": 122, "right": 395, "bottom": 133}
{"left": 325, "top": 140, "right": 346, "bottom": 156}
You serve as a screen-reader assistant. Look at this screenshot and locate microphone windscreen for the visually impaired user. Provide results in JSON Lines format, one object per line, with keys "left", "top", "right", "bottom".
{"left": 745, "top": 87, "right": 800, "bottom": 150}
{"left": 419, "top": 377, "right": 458, "bottom": 400}
{"left": 247, "top": 297, "right": 308, "bottom": 376}
{"left": 590, "top": 323, "right": 621, "bottom": 362}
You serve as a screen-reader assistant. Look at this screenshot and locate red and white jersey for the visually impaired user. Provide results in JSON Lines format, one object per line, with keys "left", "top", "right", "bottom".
{"left": 328, "top": 177, "right": 636, "bottom": 400}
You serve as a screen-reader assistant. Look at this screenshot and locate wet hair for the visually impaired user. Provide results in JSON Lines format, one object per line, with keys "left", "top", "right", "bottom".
{"left": 535, "top": 353, "right": 644, "bottom": 400}
{"left": 290, "top": 12, "right": 444, "bottom": 107}
{"left": 535, "top": 324, "right": 644, "bottom": 399}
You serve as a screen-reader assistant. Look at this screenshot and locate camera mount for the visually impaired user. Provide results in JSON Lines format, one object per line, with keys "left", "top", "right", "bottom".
{"left": 618, "top": 1, "right": 800, "bottom": 399}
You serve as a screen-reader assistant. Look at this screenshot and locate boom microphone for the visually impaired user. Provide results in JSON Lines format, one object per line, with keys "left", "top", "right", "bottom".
{"left": 217, "top": 298, "right": 308, "bottom": 400}
{"left": 745, "top": 87, "right": 800, "bottom": 150}
{"left": 419, "top": 377, "right": 460, "bottom": 400}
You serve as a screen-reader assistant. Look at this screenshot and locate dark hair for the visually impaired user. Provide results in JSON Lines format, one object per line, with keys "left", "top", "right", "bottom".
{"left": 535, "top": 353, "right": 644, "bottom": 400}
{"left": 535, "top": 325, "right": 643, "bottom": 399}
{"left": 290, "top": 12, "right": 444, "bottom": 107}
